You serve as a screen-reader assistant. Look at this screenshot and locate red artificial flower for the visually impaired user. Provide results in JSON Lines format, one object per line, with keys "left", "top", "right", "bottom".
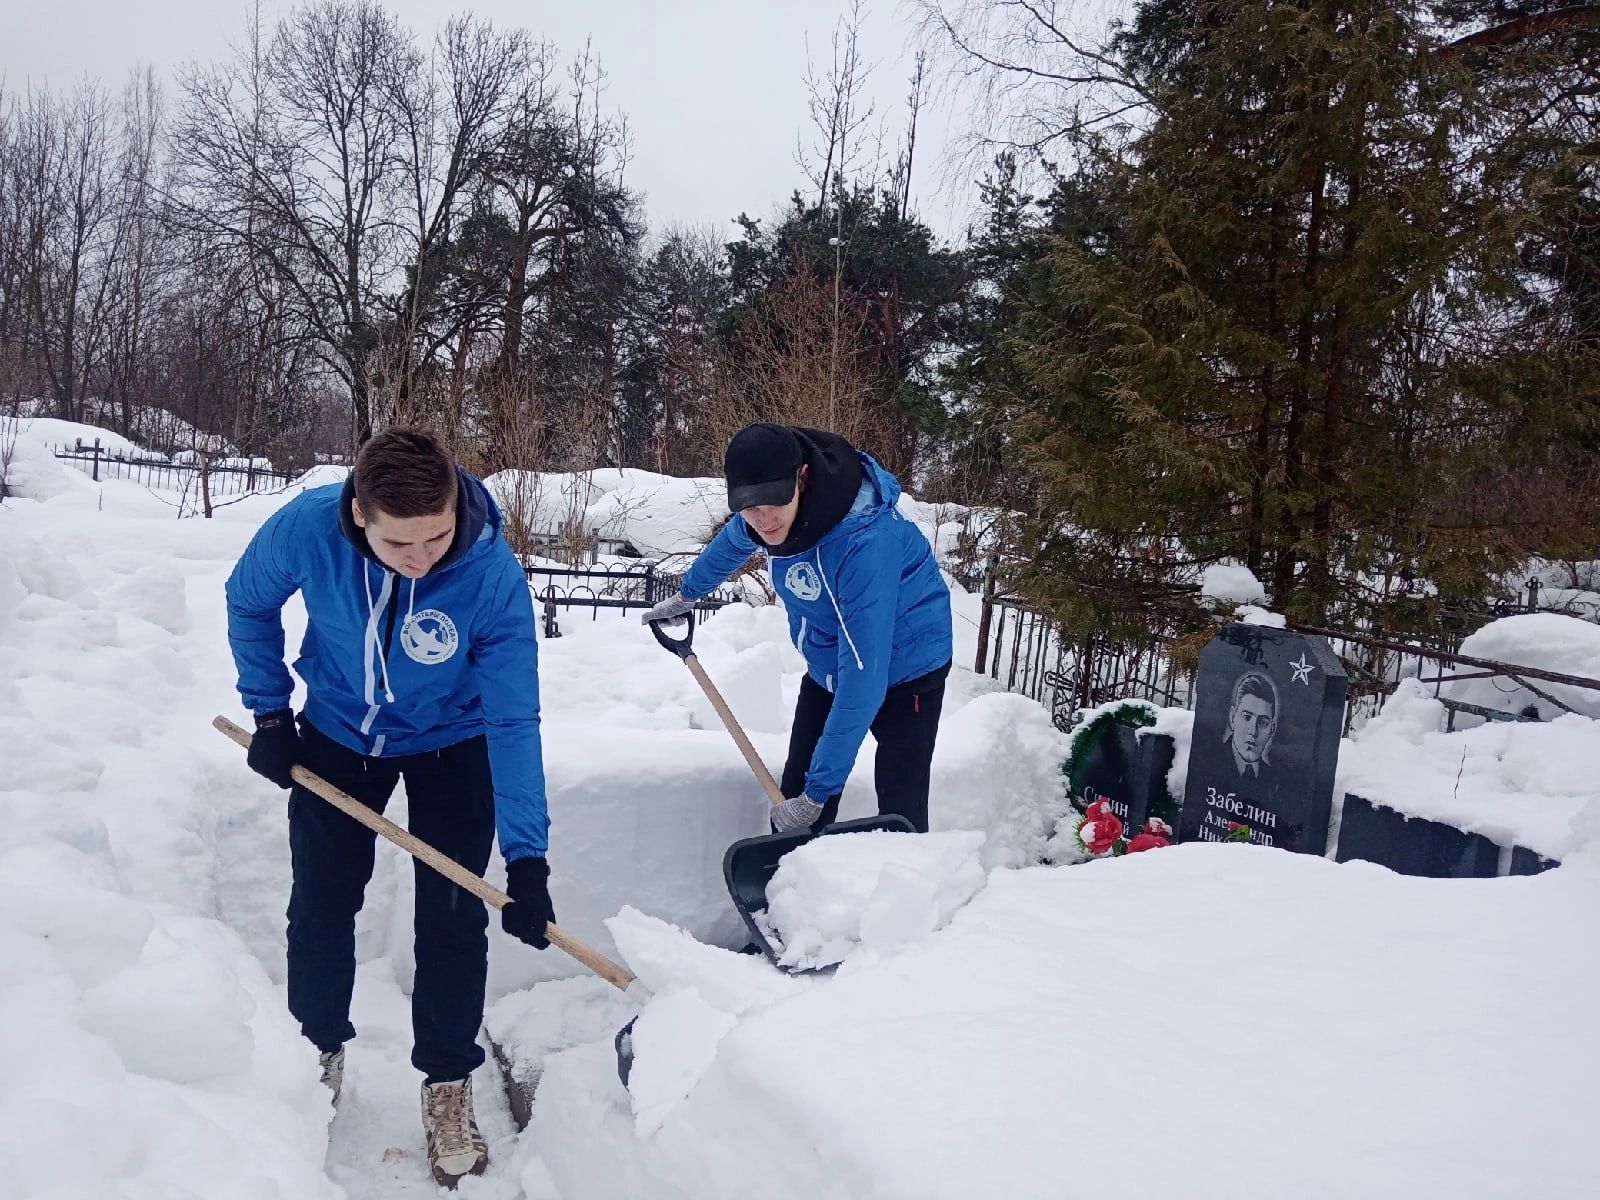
{"left": 1080, "top": 811, "right": 1124, "bottom": 856}
{"left": 1085, "top": 798, "right": 1112, "bottom": 821}
{"left": 1126, "top": 830, "right": 1171, "bottom": 854}
{"left": 1145, "top": 817, "right": 1174, "bottom": 838}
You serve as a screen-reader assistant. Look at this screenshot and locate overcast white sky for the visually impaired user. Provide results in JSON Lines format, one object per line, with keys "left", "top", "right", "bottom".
{"left": 4, "top": 0, "right": 972, "bottom": 240}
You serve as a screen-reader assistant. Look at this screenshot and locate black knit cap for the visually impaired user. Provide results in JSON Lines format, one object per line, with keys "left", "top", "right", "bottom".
{"left": 724, "top": 423, "right": 803, "bottom": 511}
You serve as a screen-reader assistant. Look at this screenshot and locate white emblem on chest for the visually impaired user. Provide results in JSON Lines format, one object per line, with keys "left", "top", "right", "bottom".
{"left": 785, "top": 561, "right": 822, "bottom": 602}
{"left": 401, "top": 609, "right": 459, "bottom": 665}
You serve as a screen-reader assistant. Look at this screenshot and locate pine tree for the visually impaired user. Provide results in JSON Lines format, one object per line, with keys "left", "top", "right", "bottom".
{"left": 989, "top": 0, "right": 1599, "bottom": 637}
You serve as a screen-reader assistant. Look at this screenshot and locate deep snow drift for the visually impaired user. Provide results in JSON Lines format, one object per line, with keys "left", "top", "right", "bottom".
{"left": 532, "top": 844, "right": 1600, "bottom": 1200}
{"left": 4, "top": 421, "right": 1598, "bottom": 1200}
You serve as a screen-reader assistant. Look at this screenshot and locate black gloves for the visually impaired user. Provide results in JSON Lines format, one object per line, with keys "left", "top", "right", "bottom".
{"left": 248, "top": 709, "right": 302, "bottom": 789}
{"left": 502, "top": 856, "right": 555, "bottom": 949}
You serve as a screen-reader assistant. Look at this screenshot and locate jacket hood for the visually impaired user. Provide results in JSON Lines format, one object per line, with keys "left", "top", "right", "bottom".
{"left": 755, "top": 427, "right": 865, "bottom": 558}
{"left": 338, "top": 465, "right": 498, "bottom": 575}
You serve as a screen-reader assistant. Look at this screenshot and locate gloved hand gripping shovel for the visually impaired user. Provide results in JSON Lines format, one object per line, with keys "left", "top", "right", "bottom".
{"left": 212, "top": 716, "right": 646, "bottom": 1098}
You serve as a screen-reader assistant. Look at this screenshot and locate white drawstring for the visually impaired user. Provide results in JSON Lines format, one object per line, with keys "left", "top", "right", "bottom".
{"left": 817, "top": 549, "right": 865, "bottom": 671}
{"left": 361, "top": 563, "right": 396, "bottom": 715}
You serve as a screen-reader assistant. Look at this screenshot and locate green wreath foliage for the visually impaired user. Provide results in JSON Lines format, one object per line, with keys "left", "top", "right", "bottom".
{"left": 1062, "top": 700, "right": 1160, "bottom": 813}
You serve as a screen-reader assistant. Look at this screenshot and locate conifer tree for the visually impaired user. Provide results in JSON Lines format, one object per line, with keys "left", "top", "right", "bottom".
{"left": 987, "top": 0, "right": 1598, "bottom": 635}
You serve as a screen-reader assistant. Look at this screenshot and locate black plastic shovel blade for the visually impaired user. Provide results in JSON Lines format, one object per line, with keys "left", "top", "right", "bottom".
{"left": 723, "top": 815, "right": 917, "bottom": 972}
{"left": 615, "top": 1016, "right": 637, "bottom": 1088}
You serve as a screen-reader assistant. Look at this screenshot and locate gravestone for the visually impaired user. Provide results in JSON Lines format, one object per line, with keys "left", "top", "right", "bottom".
{"left": 1334, "top": 795, "right": 1500, "bottom": 878}
{"left": 1069, "top": 722, "right": 1179, "bottom": 838}
{"left": 1508, "top": 846, "right": 1561, "bottom": 876}
{"left": 1178, "top": 623, "right": 1347, "bottom": 853}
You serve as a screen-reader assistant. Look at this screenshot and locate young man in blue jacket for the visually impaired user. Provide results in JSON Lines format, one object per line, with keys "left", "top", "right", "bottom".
{"left": 644, "top": 423, "right": 953, "bottom": 834}
{"left": 226, "top": 429, "right": 552, "bottom": 1188}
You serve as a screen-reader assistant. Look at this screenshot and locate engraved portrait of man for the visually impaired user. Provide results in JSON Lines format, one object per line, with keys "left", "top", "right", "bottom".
{"left": 1224, "top": 670, "right": 1279, "bottom": 786}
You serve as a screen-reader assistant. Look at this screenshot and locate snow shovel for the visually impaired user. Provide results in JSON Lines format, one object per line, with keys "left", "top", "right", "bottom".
{"left": 645, "top": 617, "right": 916, "bottom": 966}
{"left": 211, "top": 716, "right": 635, "bottom": 990}
{"left": 612, "top": 619, "right": 915, "bottom": 1084}
{"left": 215, "top": 714, "right": 648, "bottom": 1098}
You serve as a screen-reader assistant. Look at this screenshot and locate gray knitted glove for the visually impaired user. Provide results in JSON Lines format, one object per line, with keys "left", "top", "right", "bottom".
{"left": 640, "top": 591, "right": 694, "bottom": 625}
{"left": 771, "top": 794, "right": 825, "bottom": 834}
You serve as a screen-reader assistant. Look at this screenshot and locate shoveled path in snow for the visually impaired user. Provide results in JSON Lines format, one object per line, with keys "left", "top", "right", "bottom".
{"left": 0, "top": 472, "right": 561, "bottom": 1198}
{"left": 213, "top": 743, "right": 560, "bottom": 1199}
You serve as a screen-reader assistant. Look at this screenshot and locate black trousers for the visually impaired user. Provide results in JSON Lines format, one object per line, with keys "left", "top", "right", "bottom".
{"left": 285, "top": 718, "right": 496, "bottom": 1083}
{"left": 779, "top": 662, "right": 950, "bottom": 834}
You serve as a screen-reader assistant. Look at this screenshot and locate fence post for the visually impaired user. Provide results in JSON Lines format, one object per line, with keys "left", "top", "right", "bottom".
{"left": 1526, "top": 577, "right": 1540, "bottom": 611}
{"left": 91, "top": 438, "right": 101, "bottom": 482}
{"left": 973, "top": 554, "right": 998, "bottom": 674}
{"left": 644, "top": 564, "right": 658, "bottom": 606}
{"left": 541, "top": 586, "right": 561, "bottom": 639}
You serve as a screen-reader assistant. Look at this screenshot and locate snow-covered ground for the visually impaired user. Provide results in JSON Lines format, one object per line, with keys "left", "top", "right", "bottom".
{"left": 3, "top": 423, "right": 1598, "bottom": 1199}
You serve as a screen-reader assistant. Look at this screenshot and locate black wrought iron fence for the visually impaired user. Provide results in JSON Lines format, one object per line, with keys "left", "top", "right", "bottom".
{"left": 51, "top": 438, "right": 293, "bottom": 498}
{"left": 974, "top": 600, "right": 1196, "bottom": 732}
{"left": 524, "top": 560, "right": 743, "bottom": 638}
{"left": 974, "top": 574, "right": 1580, "bottom": 733}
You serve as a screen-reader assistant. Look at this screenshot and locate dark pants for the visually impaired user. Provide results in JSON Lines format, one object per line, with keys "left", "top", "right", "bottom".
{"left": 779, "top": 662, "right": 949, "bottom": 834}
{"left": 285, "top": 718, "right": 496, "bottom": 1083}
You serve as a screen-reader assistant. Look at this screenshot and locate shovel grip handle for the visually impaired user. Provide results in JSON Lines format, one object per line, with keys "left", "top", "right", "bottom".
{"left": 212, "top": 715, "right": 635, "bottom": 992}
{"left": 649, "top": 614, "right": 695, "bottom": 658}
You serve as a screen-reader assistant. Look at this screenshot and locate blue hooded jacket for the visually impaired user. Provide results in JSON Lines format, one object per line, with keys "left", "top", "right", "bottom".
{"left": 225, "top": 470, "right": 548, "bottom": 860}
{"left": 682, "top": 447, "right": 951, "bottom": 801}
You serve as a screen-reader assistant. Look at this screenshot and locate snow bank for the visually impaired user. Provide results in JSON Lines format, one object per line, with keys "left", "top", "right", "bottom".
{"left": 2, "top": 431, "right": 97, "bottom": 501}
{"left": 485, "top": 468, "right": 727, "bottom": 557}
{"left": 759, "top": 830, "right": 987, "bottom": 969}
{"left": 0, "top": 521, "right": 339, "bottom": 1199}
{"left": 15, "top": 415, "right": 155, "bottom": 460}
{"left": 928, "top": 690, "right": 1071, "bottom": 868}
{"left": 1338, "top": 680, "right": 1599, "bottom": 859}
{"left": 1442, "top": 612, "right": 1600, "bottom": 724}
{"left": 537, "top": 846, "right": 1600, "bottom": 1200}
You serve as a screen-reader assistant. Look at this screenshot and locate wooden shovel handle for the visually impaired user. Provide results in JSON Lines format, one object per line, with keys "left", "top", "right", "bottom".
{"left": 682, "top": 654, "right": 786, "bottom": 808}
{"left": 212, "top": 715, "right": 634, "bottom": 992}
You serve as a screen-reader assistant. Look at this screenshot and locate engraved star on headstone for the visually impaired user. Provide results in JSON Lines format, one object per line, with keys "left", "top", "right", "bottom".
{"left": 1289, "top": 652, "right": 1315, "bottom": 685}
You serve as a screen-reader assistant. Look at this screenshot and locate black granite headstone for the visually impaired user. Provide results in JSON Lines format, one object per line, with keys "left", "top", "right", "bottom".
{"left": 1069, "top": 723, "right": 1179, "bottom": 839}
{"left": 1508, "top": 845, "right": 1561, "bottom": 876}
{"left": 1071, "top": 720, "right": 1140, "bottom": 833}
{"left": 1333, "top": 794, "right": 1501, "bottom": 878}
{"left": 1178, "top": 623, "right": 1347, "bottom": 854}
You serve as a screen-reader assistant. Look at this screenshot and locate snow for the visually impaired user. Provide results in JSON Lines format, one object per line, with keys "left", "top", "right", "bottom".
{"left": 1441, "top": 613, "right": 1600, "bottom": 724}
{"left": 925, "top": 689, "right": 1070, "bottom": 868}
{"left": 13, "top": 416, "right": 157, "bottom": 460}
{"left": 536, "top": 847, "right": 1600, "bottom": 1200}
{"left": 758, "top": 830, "right": 987, "bottom": 969}
{"left": 1200, "top": 560, "right": 1266, "bottom": 606}
{"left": 485, "top": 468, "right": 727, "bottom": 558}
{"left": 5, "top": 435, "right": 1599, "bottom": 1200}
{"left": 1236, "top": 603, "right": 1288, "bottom": 627}
{"left": 1337, "top": 680, "right": 1597, "bottom": 859}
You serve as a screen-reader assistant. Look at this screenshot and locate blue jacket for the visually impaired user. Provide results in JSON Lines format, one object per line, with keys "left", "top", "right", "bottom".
{"left": 225, "top": 472, "right": 548, "bottom": 859}
{"left": 682, "top": 452, "right": 952, "bottom": 800}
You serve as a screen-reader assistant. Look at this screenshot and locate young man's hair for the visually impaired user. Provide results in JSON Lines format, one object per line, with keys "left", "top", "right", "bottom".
{"left": 353, "top": 428, "right": 457, "bottom": 519}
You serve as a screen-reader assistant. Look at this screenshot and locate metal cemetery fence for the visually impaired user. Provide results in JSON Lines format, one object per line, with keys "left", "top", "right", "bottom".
{"left": 51, "top": 439, "right": 294, "bottom": 499}
{"left": 974, "top": 599, "right": 1196, "bottom": 732}
{"left": 973, "top": 578, "right": 1594, "bottom": 734}
{"left": 524, "top": 560, "right": 743, "bottom": 638}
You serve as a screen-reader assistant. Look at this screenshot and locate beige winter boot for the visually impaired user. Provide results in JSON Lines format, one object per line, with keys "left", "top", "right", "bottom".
{"left": 318, "top": 1047, "right": 345, "bottom": 1106}
{"left": 421, "top": 1076, "right": 488, "bottom": 1188}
